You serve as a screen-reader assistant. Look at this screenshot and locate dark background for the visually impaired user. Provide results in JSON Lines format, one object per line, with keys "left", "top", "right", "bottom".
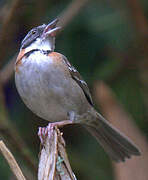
{"left": 0, "top": 0, "right": 148, "bottom": 179}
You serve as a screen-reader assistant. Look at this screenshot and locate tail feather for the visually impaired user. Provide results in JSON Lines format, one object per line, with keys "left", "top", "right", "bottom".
{"left": 84, "top": 113, "right": 140, "bottom": 162}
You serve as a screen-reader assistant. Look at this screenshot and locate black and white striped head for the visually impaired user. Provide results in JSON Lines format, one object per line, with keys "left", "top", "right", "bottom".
{"left": 21, "top": 19, "right": 61, "bottom": 52}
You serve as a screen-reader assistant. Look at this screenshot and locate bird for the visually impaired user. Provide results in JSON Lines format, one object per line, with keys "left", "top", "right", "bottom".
{"left": 15, "top": 18, "right": 140, "bottom": 162}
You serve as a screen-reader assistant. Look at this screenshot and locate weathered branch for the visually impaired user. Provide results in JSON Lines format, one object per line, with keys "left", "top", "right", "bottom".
{"left": 0, "top": 140, "right": 26, "bottom": 180}
{"left": 0, "top": 0, "right": 90, "bottom": 175}
{"left": 0, "top": 84, "right": 37, "bottom": 174}
{"left": 38, "top": 126, "right": 76, "bottom": 180}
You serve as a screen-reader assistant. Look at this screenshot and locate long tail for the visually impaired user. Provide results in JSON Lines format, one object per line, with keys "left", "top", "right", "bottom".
{"left": 84, "top": 112, "right": 140, "bottom": 162}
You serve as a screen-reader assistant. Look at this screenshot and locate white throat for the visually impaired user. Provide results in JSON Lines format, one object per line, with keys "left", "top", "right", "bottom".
{"left": 25, "top": 37, "right": 55, "bottom": 53}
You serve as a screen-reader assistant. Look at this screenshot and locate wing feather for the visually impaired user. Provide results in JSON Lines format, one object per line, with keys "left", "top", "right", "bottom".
{"left": 62, "top": 56, "right": 94, "bottom": 106}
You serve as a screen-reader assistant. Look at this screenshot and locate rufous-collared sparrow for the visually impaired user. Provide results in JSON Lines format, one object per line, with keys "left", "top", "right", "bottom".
{"left": 15, "top": 19, "right": 140, "bottom": 162}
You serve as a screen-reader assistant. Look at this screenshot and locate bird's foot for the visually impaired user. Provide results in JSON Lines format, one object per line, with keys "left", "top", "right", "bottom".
{"left": 38, "top": 120, "right": 74, "bottom": 144}
{"left": 38, "top": 126, "right": 48, "bottom": 144}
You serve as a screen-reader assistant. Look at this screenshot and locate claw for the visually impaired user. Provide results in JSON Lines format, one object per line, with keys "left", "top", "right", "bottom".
{"left": 38, "top": 127, "right": 48, "bottom": 144}
{"left": 38, "top": 120, "right": 74, "bottom": 144}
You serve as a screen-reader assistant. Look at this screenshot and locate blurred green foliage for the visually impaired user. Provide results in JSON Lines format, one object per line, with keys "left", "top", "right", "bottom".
{"left": 0, "top": 0, "right": 148, "bottom": 179}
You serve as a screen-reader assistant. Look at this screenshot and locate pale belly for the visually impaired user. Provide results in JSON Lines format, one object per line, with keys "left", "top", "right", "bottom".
{"left": 15, "top": 52, "right": 90, "bottom": 122}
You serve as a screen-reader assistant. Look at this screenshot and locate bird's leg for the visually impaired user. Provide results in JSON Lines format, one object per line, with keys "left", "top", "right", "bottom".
{"left": 38, "top": 112, "right": 76, "bottom": 144}
{"left": 67, "top": 111, "right": 76, "bottom": 122}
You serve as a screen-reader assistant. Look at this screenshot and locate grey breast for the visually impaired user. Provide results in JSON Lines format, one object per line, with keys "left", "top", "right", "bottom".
{"left": 15, "top": 51, "right": 90, "bottom": 122}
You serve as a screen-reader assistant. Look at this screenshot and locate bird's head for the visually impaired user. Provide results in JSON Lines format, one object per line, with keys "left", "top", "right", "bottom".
{"left": 21, "top": 19, "right": 61, "bottom": 52}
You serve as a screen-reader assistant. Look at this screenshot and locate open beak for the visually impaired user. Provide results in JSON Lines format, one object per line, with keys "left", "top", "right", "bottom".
{"left": 42, "top": 18, "right": 61, "bottom": 38}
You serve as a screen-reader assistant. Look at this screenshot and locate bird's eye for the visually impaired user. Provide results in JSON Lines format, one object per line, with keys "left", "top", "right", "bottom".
{"left": 32, "top": 30, "right": 36, "bottom": 34}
